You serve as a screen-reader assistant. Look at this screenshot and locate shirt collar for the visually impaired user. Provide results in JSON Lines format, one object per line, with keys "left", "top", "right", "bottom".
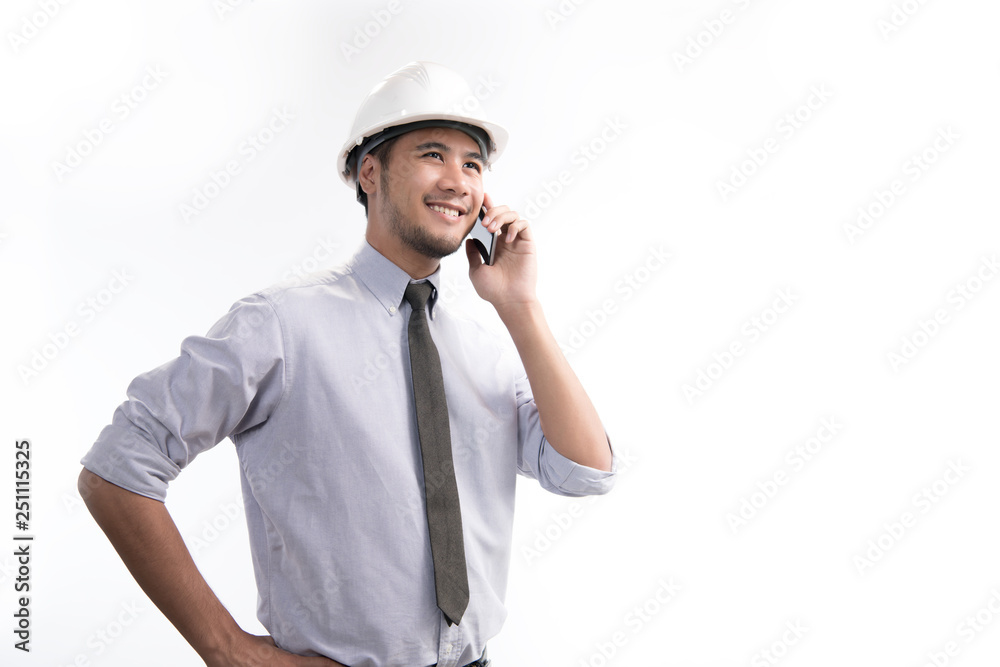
{"left": 348, "top": 241, "right": 442, "bottom": 319}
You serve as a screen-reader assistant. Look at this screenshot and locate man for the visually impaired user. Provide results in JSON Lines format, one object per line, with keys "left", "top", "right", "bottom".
{"left": 79, "top": 61, "right": 616, "bottom": 667}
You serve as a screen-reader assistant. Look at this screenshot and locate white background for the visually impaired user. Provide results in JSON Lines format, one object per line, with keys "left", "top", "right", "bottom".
{"left": 2, "top": 0, "right": 999, "bottom": 665}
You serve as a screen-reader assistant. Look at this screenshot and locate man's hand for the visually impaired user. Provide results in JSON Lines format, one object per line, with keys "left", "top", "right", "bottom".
{"left": 466, "top": 192, "right": 537, "bottom": 312}
{"left": 214, "top": 632, "right": 347, "bottom": 667}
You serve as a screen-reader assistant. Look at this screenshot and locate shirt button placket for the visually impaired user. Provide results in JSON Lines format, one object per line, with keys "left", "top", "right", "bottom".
{"left": 437, "top": 615, "right": 463, "bottom": 667}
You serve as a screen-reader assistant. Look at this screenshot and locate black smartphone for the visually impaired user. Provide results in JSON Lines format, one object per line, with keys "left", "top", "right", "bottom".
{"left": 468, "top": 205, "right": 498, "bottom": 265}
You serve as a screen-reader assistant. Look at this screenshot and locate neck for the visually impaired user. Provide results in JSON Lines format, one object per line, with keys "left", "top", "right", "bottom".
{"left": 364, "top": 226, "right": 440, "bottom": 280}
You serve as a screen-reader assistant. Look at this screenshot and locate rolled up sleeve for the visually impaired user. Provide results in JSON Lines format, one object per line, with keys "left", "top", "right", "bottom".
{"left": 81, "top": 294, "right": 285, "bottom": 501}
{"left": 513, "top": 367, "right": 617, "bottom": 497}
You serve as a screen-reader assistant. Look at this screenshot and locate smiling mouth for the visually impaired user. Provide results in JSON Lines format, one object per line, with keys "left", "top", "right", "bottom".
{"left": 427, "top": 204, "right": 463, "bottom": 219}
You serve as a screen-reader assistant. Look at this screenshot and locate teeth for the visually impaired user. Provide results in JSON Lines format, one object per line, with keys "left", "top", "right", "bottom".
{"left": 429, "top": 204, "right": 461, "bottom": 217}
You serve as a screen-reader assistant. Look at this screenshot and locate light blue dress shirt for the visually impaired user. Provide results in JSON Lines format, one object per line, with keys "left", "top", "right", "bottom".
{"left": 82, "top": 241, "right": 616, "bottom": 667}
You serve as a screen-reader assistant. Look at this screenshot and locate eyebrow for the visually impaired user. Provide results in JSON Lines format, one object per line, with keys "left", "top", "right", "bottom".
{"left": 414, "top": 141, "right": 486, "bottom": 166}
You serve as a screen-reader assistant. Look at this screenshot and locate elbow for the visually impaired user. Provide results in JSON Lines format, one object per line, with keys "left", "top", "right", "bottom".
{"left": 591, "top": 432, "right": 614, "bottom": 473}
{"left": 77, "top": 467, "right": 107, "bottom": 508}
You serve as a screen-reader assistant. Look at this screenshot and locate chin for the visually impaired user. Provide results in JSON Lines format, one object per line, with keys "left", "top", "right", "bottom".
{"left": 433, "top": 236, "right": 466, "bottom": 259}
{"left": 404, "top": 229, "right": 464, "bottom": 260}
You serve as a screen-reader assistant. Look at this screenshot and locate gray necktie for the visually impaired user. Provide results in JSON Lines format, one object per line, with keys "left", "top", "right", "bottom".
{"left": 403, "top": 281, "right": 469, "bottom": 626}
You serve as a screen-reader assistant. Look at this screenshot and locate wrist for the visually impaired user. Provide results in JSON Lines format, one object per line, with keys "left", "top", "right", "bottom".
{"left": 495, "top": 298, "right": 543, "bottom": 327}
{"left": 199, "top": 623, "right": 248, "bottom": 666}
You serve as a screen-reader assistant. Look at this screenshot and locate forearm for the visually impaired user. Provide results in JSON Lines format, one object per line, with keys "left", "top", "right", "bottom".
{"left": 78, "top": 468, "right": 243, "bottom": 665}
{"left": 497, "top": 300, "right": 612, "bottom": 471}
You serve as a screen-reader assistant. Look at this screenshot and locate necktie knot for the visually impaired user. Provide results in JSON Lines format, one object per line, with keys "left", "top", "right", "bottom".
{"left": 404, "top": 282, "right": 434, "bottom": 312}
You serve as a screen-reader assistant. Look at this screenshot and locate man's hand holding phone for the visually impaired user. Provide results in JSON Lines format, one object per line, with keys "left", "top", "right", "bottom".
{"left": 465, "top": 192, "right": 538, "bottom": 314}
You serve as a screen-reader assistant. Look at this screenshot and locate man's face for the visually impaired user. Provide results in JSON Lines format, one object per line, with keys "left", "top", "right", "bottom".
{"left": 372, "top": 127, "right": 486, "bottom": 260}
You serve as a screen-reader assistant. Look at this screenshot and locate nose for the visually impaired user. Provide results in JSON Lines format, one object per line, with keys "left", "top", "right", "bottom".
{"left": 436, "top": 157, "right": 471, "bottom": 196}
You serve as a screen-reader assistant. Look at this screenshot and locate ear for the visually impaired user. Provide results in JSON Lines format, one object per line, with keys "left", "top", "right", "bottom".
{"left": 358, "top": 154, "right": 379, "bottom": 197}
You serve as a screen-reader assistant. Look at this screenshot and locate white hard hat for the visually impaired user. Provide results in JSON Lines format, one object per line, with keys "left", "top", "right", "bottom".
{"left": 337, "top": 61, "right": 508, "bottom": 190}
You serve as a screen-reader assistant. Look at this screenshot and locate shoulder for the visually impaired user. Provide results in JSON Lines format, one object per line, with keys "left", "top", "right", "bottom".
{"left": 250, "top": 263, "right": 361, "bottom": 314}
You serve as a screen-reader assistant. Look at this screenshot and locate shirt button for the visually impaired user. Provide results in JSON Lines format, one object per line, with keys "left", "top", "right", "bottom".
{"left": 389, "top": 306, "right": 397, "bottom": 313}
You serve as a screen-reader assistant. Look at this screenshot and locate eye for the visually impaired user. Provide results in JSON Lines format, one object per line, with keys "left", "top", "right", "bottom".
{"left": 465, "top": 161, "right": 483, "bottom": 173}
{"left": 422, "top": 151, "right": 443, "bottom": 160}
